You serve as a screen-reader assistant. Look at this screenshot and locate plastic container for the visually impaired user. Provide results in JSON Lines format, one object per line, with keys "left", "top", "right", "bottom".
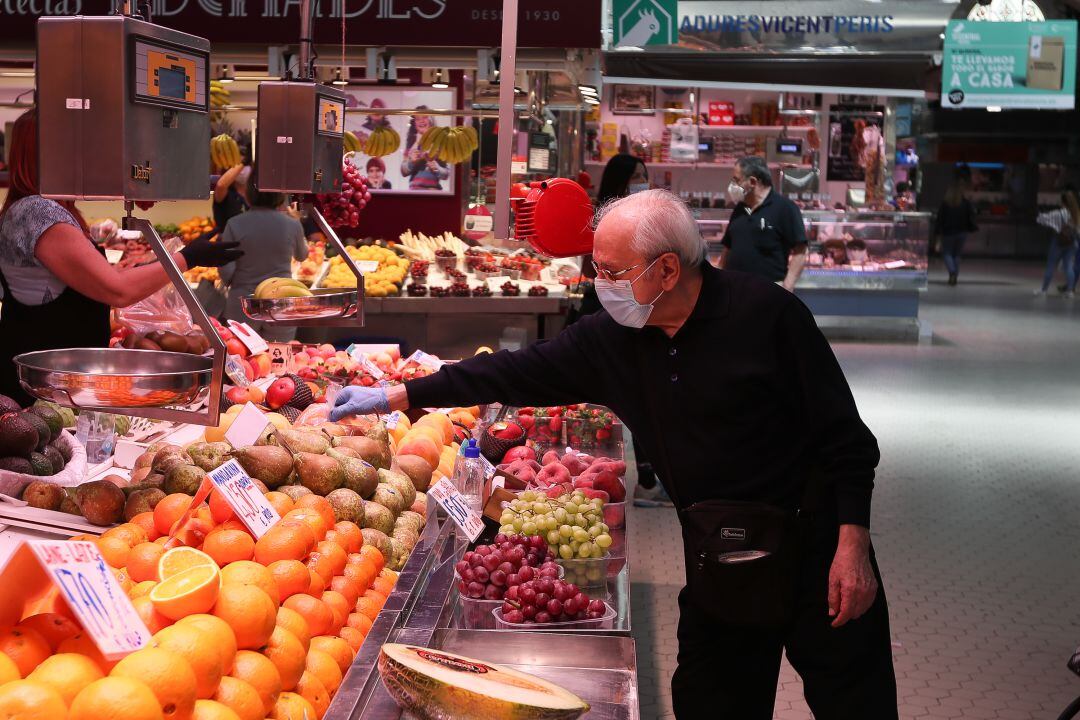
{"left": 492, "top": 602, "right": 616, "bottom": 631}
{"left": 602, "top": 500, "right": 625, "bottom": 529}
{"left": 76, "top": 411, "right": 116, "bottom": 464}
{"left": 459, "top": 595, "right": 503, "bottom": 630}
{"left": 556, "top": 554, "right": 610, "bottom": 589}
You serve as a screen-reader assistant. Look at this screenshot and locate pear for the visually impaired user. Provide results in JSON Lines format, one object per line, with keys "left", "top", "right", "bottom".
{"left": 364, "top": 421, "right": 390, "bottom": 447}
{"left": 229, "top": 445, "right": 294, "bottom": 488}
{"left": 378, "top": 469, "right": 416, "bottom": 509}
{"left": 331, "top": 435, "right": 390, "bottom": 470}
{"left": 326, "top": 488, "right": 365, "bottom": 524}
{"left": 272, "top": 427, "right": 330, "bottom": 455}
{"left": 293, "top": 451, "right": 344, "bottom": 495}
{"left": 361, "top": 505, "right": 395, "bottom": 536}
{"left": 372, "top": 482, "right": 405, "bottom": 516}
{"left": 393, "top": 455, "right": 433, "bottom": 492}
{"left": 360, "top": 528, "right": 392, "bottom": 562}
{"left": 279, "top": 484, "right": 313, "bottom": 501}
{"left": 326, "top": 448, "right": 379, "bottom": 499}
{"left": 187, "top": 441, "right": 232, "bottom": 472}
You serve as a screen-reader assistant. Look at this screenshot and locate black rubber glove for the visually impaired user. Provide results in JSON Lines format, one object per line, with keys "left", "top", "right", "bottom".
{"left": 180, "top": 236, "right": 244, "bottom": 268}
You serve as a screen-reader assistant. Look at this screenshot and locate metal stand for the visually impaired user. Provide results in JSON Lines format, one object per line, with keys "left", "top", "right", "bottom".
{"left": 298, "top": 202, "right": 366, "bottom": 326}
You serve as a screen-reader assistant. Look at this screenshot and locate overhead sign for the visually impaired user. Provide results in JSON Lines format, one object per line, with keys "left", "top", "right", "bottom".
{"left": 613, "top": 0, "right": 677, "bottom": 47}
{"left": 942, "top": 20, "right": 1077, "bottom": 110}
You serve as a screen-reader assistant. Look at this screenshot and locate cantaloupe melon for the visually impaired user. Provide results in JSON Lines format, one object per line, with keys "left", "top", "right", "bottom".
{"left": 378, "top": 643, "right": 589, "bottom": 720}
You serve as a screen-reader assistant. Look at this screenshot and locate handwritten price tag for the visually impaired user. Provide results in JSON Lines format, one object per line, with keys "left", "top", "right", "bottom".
{"left": 227, "top": 320, "right": 269, "bottom": 355}
{"left": 27, "top": 541, "right": 150, "bottom": 659}
{"left": 380, "top": 410, "right": 403, "bottom": 430}
{"left": 479, "top": 455, "right": 496, "bottom": 480}
{"left": 208, "top": 459, "right": 281, "bottom": 538}
{"left": 427, "top": 477, "right": 484, "bottom": 542}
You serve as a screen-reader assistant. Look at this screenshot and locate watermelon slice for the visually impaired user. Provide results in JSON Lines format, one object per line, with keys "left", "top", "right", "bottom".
{"left": 378, "top": 643, "right": 590, "bottom": 720}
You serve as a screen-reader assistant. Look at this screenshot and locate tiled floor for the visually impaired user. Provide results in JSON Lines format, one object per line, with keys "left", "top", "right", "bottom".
{"left": 629, "top": 260, "right": 1080, "bottom": 719}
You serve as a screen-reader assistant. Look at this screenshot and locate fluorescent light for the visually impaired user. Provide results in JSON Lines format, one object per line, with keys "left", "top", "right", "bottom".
{"left": 986, "top": 106, "right": 1002, "bottom": 112}
{"left": 579, "top": 85, "right": 598, "bottom": 96}
{"left": 431, "top": 69, "right": 448, "bottom": 89}
{"left": 332, "top": 68, "right": 348, "bottom": 86}
{"left": 0, "top": 71, "right": 34, "bottom": 78}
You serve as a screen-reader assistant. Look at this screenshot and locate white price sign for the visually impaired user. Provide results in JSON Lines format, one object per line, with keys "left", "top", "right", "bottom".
{"left": 427, "top": 477, "right": 484, "bottom": 542}
{"left": 479, "top": 454, "right": 496, "bottom": 480}
{"left": 227, "top": 320, "right": 269, "bottom": 355}
{"left": 207, "top": 459, "right": 281, "bottom": 538}
{"left": 25, "top": 541, "right": 150, "bottom": 659}
{"left": 225, "top": 402, "right": 271, "bottom": 449}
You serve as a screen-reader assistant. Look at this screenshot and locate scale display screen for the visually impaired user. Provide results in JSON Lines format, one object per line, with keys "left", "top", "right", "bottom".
{"left": 317, "top": 97, "right": 345, "bottom": 136}
{"left": 157, "top": 66, "right": 186, "bottom": 100}
{"left": 133, "top": 39, "right": 207, "bottom": 111}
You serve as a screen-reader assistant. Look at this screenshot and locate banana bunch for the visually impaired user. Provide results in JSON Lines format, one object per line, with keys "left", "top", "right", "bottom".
{"left": 253, "top": 277, "right": 313, "bottom": 300}
{"left": 344, "top": 131, "right": 363, "bottom": 154}
{"left": 210, "top": 134, "right": 242, "bottom": 171}
{"left": 363, "top": 126, "right": 401, "bottom": 158}
{"left": 210, "top": 79, "right": 231, "bottom": 109}
{"left": 420, "top": 124, "right": 479, "bottom": 165}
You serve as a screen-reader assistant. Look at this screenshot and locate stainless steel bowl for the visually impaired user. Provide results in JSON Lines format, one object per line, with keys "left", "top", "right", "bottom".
{"left": 15, "top": 348, "right": 213, "bottom": 409}
{"left": 242, "top": 288, "right": 359, "bottom": 323}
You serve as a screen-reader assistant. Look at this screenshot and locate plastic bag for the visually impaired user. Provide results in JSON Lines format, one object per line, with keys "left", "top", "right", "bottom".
{"left": 114, "top": 237, "right": 196, "bottom": 335}
{"left": 0, "top": 432, "right": 89, "bottom": 498}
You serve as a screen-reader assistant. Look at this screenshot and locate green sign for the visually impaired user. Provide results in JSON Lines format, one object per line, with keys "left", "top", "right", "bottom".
{"left": 613, "top": 0, "right": 677, "bottom": 47}
{"left": 942, "top": 20, "right": 1077, "bottom": 110}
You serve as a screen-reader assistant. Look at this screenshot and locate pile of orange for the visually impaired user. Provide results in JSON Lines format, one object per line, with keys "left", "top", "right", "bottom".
{"left": 393, "top": 409, "right": 478, "bottom": 482}
{"left": 0, "top": 493, "right": 399, "bottom": 720}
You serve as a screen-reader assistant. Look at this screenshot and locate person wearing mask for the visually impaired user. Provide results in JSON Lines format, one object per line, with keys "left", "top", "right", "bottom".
{"left": 933, "top": 174, "right": 977, "bottom": 286}
{"left": 572, "top": 154, "right": 666, "bottom": 507}
{"left": 0, "top": 109, "right": 241, "bottom": 404}
{"left": 1034, "top": 185, "right": 1080, "bottom": 298}
{"left": 720, "top": 156, "right": 807, "bottom": 292}
{"left": 328, "top": 189, "right": 895, "bottom": 718}
{"left": 218, "top": 186, "right": 308, "bottom": 341}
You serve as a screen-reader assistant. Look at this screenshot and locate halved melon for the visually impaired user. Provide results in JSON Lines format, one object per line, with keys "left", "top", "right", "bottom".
{"left": 378, "top": 643, "right": 589, "bottom": 720}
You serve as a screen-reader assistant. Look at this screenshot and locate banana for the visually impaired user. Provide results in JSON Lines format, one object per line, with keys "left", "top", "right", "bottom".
{"left": 264, "top": 283, "right": 313, "bottom": 299}
{"left": 464, "top": 124, "right": 479, "bottom": 151}
{"left": 254, "top": 277, "right": 309, "bottom": 299}
{"left": 344, "top": 131, "right": 362, "bottom": 154}
{"left": 364, "top": 127, "right": 402, "bottom": 158}
{"left": 420, "top": 126, "right": 441, "bottom": 153}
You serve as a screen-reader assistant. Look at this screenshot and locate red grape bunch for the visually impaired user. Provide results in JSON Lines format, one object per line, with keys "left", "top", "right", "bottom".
{"left": 455, "top": 534, "right": 556, "bottom": 602}
{"left": 313, "top": 158, "right": 373, "bottom": 228}
{"left": 501, "top": 576, "right": 606, "bottom": 625}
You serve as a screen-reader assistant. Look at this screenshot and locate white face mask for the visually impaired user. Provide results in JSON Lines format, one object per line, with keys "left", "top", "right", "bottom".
{"left": 594, "top": 257, "right": 665, "bottom": 329}
{"left": 727, "top": 179, "right": 747, "bottom": 204}
{"left": 627, "top": 182, "right": 650, "bottom": 195}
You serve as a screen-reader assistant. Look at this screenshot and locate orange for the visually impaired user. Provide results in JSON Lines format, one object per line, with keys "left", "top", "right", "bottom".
{"left": 282, "top": 509, "right": 328, "bottom": 543}
{"left": 96, "top": 535, "right": 132, "bottom": 569}
{"left": 173, "top": 517, "right": 213, "bottom": 550}
{"left": 343, "top": 559, "right": 377, "bottom": 594}
{"left": 212, "top": 585, "right": 276, "bottom": 650}
{"left": 415, "top": 412, "right": 454, "bottom": 444}
{"left": 211, "top": 677, "right": 263, "bottom": 720}
{"left": 254, "top": 525, "right": 314, "bottom": 566}
{"left": 314, "top": 541, "right": 347, "bottom": 576}
{"left": 354, "top": 594, "right": 383, "bottom": 623}
{"left": 158, "top": 547, "right": 217, "bottom": 581}
{"left": 259, "top": 626, "right": 305, "bottom": 692}
{"left": 294, "top": 496, "right": 336, "bottom": 535}
{"left": 112, "top": 567, "right": 135, "bottom": 594}
{"left": 267, "top": 560, "right": 309, "bottom": 603}
{"left": 155, "top": 494, "right": 196, "bottom": 537}
{"left": 56, "top": 633, "right": 116, "bottom": 673}
{"left": 132, "top": 580, "right": 159, "bottom": 599}
{"left": 27, "top": 653, "right": 103, "bottom": 706}
{"left": 283, "top": 595, "right": 333, "bottom": 638}
{"left": 320, "top": 591, "right": 350, "bottom": 628}
{"left": 69, "top": 677, "right": 163, "bottom": 720}
{"left": 358, "top": 544, "right": 384, "bottom": 573}
{"left": 372, "top": 573, "right": 396, "bottom": 598}
{"left": 0, "top": 627, "right": 51, "bottom": 677}
{"left": 128, "top": 542, "right": 166, "bottom": 583}
{"left": 346, "top": 612, "right": 372, "bottom": 636}
{"left": 178, "top": 614, "right": 237, "bottom": 675}
{"left": 209, "top": 520, "right": 248, "bottom": 535}
{"left": 130, "top": 512, "right": 161, "bottom": 542}
{"left": 131, "top": 596, "right": 172, "bottom": 634}
{"left": 305, "top": 553, "right": 335, "bottom": 587}
{"left": 150, "top": 564, "right": 221, "bottom": 620}
{"left": 329, "top": 575, "right": 360, "bottom": 607}
{"left": 269, "top": 692, "right": 316, "bottom": 720}
{"left": 309, "top": 636, "right": 353, "bottom": 674}
{"left": 220, "top": 561, "right": 278, "bottom": 602}
{"left": 338, "top": 626, "right": 365, "bottom": 653}
{"left": 0, "top": 679, "right": 68, "bottom": 719}
{"left": 208, "top": 491, "right": 236, "bottom": 525}
{"left": 195, "top": 506, "right": 214, "bottom": 526}
{"left": 274, "top": 608, "right": 311, "bottom": 652}
{"left": 396, "top": 437, "right": 441, "bottom": 469}
{"left": 306, "top": 569, "right": 325, "bottom": 596}
{"left": 331, "top": 522, "right": 363, "bottom": 553}
{"left": 191, "top": 699, "right": 240, "bottom": 720}
{"left": 103, "top": 523, "right": 149, "bottom": 547}
{"left": 16, "top": 613, "right": 80, "bottom": 651}
{"left": 149, "top": 624, "right": 223, "bottom": 699}
{"left": 263, "top": 493, "right": 294, "bottom": 518}
{"left": 110, "top": 647, "right": 197, "bottom": 720}
{"left": 0, "top": 653, "right": 20, "bottom": 686}
{"left": 304, "top": 649, "right": 342, "bottom": 695}
{"left": 229, "top": 651, "right": 280, "bottom": 716}
{"left": 203, "top": 530, "right": 256, "bottom": 567}
{"left": 294, "top": 671, "right": 329, "bottom": 718}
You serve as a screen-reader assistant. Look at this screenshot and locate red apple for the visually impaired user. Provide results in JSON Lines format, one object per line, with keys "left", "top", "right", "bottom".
{"left": 502, "top": 446, "right": 536, "bottom": 464}
{"left": 266, "top": 376, "right": 296, "bottom": 410}
{"left": 225, "top": 386, "right": 249, "bottom": 404}
{"left": 226, "top": 337, "right": 248, "bottom": 358}
{"left": 491, "top": 422, "right": 524, "bottom": 441}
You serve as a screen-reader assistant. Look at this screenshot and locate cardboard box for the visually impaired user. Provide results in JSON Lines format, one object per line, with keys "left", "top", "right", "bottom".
{"left": 1028, "top": 35, "right": 1065, "bottom": 91}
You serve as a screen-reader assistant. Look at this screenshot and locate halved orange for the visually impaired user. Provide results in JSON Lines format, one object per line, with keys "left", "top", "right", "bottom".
{"left": 150, "top": 565, "right": 221, "bottom": 620}
{"left": 158, "top": 547, "right": 217, "bottom": 581}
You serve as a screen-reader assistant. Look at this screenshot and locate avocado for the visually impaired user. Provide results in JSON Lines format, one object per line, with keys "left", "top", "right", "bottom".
{"left": 28, "top": 404, "right": 62, "bottom": 439}
{"left": 41, "top": 445, "right": 65, "bottom": 474}
{"left": 20, "top": 412, "right": 51, "bottom": 451}
{"left": 27, "top": 452, "right": 54, "bottom": 476}
{"left": 0, "top": 395, "right": 20, "bottom": 416}
{"left": 0, "top": 457, "right": 33, "bottom": 474}
{"left": 0, "top": 413, "right": 38, "bottom": 458}
{"left": 49, "top": 439, "right": 73, "bottom": 463}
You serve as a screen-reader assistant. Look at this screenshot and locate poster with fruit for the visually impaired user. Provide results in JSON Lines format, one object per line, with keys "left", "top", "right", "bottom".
{"left": 343, "top": 88, "right": 457, "bottom": 196}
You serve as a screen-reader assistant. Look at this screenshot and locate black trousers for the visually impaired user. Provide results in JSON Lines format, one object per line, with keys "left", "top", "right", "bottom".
{"left": 670, "top": 516, "right": 898, "bottom": 719}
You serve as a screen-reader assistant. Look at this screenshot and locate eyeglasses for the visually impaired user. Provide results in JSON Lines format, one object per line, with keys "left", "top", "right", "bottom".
{"left": 591, "top": 258, "right": 651, "bottom": 282}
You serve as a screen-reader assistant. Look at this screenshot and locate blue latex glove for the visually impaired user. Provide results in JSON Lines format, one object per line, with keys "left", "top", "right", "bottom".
{"left": 330, "top": 386, "right": 390, "bottom": 421}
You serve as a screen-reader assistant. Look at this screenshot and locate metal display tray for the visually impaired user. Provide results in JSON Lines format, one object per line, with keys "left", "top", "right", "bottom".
{"left": 241, "top": 288, "right": 360, "bottom": 323}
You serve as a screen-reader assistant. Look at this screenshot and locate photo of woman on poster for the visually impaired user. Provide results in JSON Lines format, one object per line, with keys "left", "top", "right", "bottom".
{"left": 400, "top": 108, "right": 450, "bottom": 192}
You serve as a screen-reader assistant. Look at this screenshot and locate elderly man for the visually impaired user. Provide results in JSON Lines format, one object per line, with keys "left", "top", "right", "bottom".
{"left": 332, "top": 190, "right": 897, "bottom": 718}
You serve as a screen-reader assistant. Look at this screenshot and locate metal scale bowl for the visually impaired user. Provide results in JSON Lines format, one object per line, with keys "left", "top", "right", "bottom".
{"left": 241, "top": 287, "right": 360, "bottom": 324}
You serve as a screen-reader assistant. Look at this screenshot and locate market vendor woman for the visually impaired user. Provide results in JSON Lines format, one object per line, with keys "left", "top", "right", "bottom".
{"left": 0, "top": 109, "right": 242, "bottom": 405}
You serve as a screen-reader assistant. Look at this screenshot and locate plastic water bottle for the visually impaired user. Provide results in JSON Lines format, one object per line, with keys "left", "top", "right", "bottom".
{"left": 451, "top": 439, "right": 485, "bottom": 514}
{"left": 76, "top": 411, "right": 115, "bottom": 465}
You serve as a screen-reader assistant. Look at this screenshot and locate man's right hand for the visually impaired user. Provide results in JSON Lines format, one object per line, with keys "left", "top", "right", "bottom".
{"left": 330, "top": 386, "right": 390, "bottom": 421}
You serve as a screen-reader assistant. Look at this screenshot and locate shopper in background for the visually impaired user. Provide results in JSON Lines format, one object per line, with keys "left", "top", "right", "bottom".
{"left": 933, "top": 174, "right": 977, "bottom": 286}
{"left": 570, "top": 153, "right": 668, "bottom": 507}
{"left": 212, "top": 162, "right": 250, "bottom": 231}
{"left": 720, "top": 155, "right": 808, "bottom": 292}
{"left": 0, "top": 108, "right": 241, "bottom": 404}
{"left": 400, "top": 108, "right": 450, "bottom": 191}
{"left": 218, "top": 184, "right": 308, "bottom": 342}
{"left": 330, "top": 189, "right": 897, "bottom": 719}
{"left": 1034, "top": 184, "right": 1080, "bottom": 298}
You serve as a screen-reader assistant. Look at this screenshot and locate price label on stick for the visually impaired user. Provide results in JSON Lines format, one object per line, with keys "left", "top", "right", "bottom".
{"left": 18, "top": 540, "right": 150, "bottom": 659}
{"left": 225, "top": 402, "right": 272, "bottom": 449}
{"left": 227, "top": 320, "right": 269, "bottom": 355}
{"left": 427, "top": 477, "right": 485, "bottom": 542}
{"left": 207, "top": 459, "right": 281, "bottom": 538}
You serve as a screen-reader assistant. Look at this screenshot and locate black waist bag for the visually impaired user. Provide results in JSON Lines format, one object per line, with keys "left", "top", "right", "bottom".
{"left": 680, "top": 499, "right": 799, "bottom": 628}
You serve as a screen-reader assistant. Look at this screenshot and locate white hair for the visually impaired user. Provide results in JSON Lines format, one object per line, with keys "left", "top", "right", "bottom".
{"left": 594, "top": 189, "right": 705, "bottom": 267}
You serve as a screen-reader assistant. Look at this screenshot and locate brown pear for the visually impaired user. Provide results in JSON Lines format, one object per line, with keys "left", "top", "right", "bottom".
{"left": 271, "top": 427, "right": 330, "bottom": 455}
{"left": 293, "top": 452, "right": 344, "bottom": 495}
{"left": 229, "top": 445, "right": 294, "bottom": 488}
{"left": 327, "top": 448, "right": 379, "bottom": 499}
{"left": 393, "top": 455, "right": 434, "bottom": 492}
{"left": 331, "top": 435, "right": 390, "bottom": 469}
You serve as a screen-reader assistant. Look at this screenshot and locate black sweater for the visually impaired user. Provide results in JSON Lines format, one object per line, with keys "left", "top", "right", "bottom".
{"left": 406, "top": 263, "right": 880, "bottom": 528}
